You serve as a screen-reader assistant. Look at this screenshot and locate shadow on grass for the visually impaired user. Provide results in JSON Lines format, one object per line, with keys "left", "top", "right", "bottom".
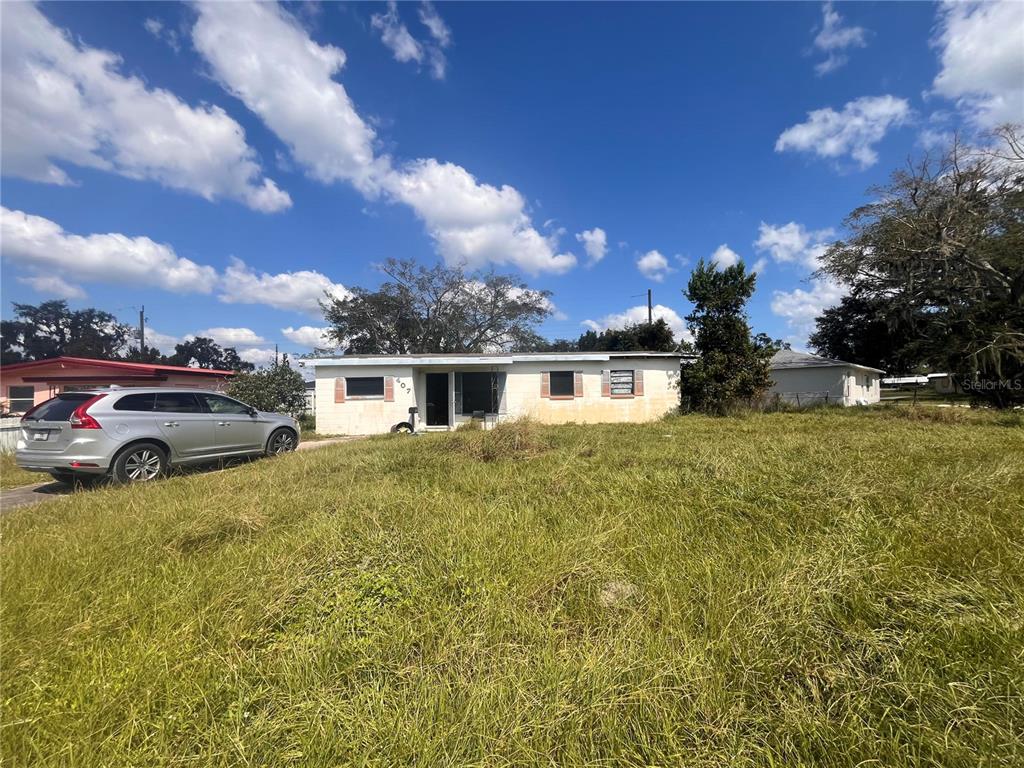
{"left": 4, "top": 455, "right": 266, "bottom": 509}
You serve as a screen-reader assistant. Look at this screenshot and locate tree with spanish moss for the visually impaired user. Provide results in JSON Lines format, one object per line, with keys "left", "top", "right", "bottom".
{"left": 814, "top": 124, "right": 1024, "bottom": 406}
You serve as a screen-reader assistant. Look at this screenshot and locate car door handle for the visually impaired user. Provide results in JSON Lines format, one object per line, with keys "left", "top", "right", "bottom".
{"left": 163, "top": 421, "right": 179, "bottom": 427}
{"left": 217, "top": 421, "right": 232, "bottom": 427}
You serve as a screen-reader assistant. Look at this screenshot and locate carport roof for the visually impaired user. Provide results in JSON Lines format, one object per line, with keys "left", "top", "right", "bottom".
{"left": 1, "top": 356, "right": 236, "bottom": 377}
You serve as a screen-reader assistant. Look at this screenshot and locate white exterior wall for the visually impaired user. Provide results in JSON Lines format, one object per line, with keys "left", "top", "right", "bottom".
{"left": 314, "top": 365, "right": 417, "bottom": 435}
{"left": 502, "top": 359, "right": 680, "bottom": 424}
{"left": 314, "top": 358, "right": 681, "bottom": 435}
{"left": 769, "top": 366, "right": 880, "bottom": 406}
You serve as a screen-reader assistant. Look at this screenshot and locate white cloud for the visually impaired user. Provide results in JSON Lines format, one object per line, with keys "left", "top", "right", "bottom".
{"left": 192, "top": 0, "right": 385, "bottom": 194}
{"left": 218, "top": 257, "right": 350, "bottom": 315}
{"left": 144, "top": 328, "right": 181, "bottom": 354}
{"left": 384, "top": 159, "right": 577, "bottom": 274}
{"left": 419, "top": 2, "right": 452, "bottom": 48}
{"left": 636, "top": 249, "right": 671, "bottom": 282}
{"left": 239, "top": 348, "right": 279, "bottom": 367}
{"left": 1, "top": 3, "right": 289, "bottom": 212}
{"left": 770, "top": 279, "right": 847, "bottom": 339}
{"left": 418, "top": 2, "right": 452, "bottom": 78}
{"left": 751, "top": 257, "right": 769, "bottom": 275}
{"left": 194, "top": 327, "right": 267, "bottom": 346}
{"left": 754, "top": 222, "right": 834, "bottom": 270}
{"left": 710, "top": 244, "right": 740, "bottom": 269}
{"left": 582, "top": 304, "right": 691, "bottom": 344}
{"left": 576, "top": 227, "right": 608, "bottom": 265}
{"left": 813, "top": 2, "right": 867, "bottom": 76}
{"left": 143, "top": 17, "right": 181, "bottom": 52}
{"left": 372, "top": 1, "right": 424, "bottom": 66}
{"left": 932, "top": 1, "right": 1024, "bottom": 129}
{"left": 282, "top": 325, "right": 335, "bottom": 348}
{"left": 16, "top": 274, "right": 85, "bottom": 300}
{"left": 775, "top": 95, "right": 910, "bottom": 169}
{"left": 192, "top": 1, "right": 573, "bottom": 275}
{"left": 1, "top": 207, "right": 218, "bottom": 293}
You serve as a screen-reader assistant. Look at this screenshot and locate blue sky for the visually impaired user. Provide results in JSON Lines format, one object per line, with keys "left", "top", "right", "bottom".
{"left": 2, "top": 1, "right": 1021, "bottom": 365}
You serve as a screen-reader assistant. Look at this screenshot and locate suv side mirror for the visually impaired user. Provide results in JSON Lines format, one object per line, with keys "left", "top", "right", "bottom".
{"left": 247, "top": 407, "right": 258, "bottom": 416}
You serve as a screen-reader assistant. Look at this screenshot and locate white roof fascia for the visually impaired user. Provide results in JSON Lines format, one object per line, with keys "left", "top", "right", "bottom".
{"left": 306, "top": 352, "right": 685, "bottom": 368}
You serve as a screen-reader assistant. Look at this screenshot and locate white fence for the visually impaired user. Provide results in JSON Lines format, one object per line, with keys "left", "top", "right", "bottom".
{"left": 0, "top": 416, "right": 21, "bottom": 454}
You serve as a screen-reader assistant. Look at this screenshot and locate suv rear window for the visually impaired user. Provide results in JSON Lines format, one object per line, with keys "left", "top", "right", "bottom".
{"left": 113, "top": 393, "right": 157, "bottom": 412}
{"left": 24, "top": 393, "right": 95, "bottom": 422}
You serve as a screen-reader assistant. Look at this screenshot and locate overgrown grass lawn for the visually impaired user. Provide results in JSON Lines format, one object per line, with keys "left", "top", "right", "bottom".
{"left": 3, "top": 410, "right": 1022, "bottom": 766}
{"left": 0, "top": 453, "right": 42, "bottom": 489}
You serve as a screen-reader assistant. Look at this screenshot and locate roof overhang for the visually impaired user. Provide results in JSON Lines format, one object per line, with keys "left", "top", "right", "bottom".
{"left": 771, "top": 362, "right": 885, "bottom": 374}
{"left": 306, "top": 352, "right": 685, "bottom": 368}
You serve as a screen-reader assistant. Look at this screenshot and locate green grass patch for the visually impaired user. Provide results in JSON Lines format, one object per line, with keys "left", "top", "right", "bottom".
{"left": 0, "top": 452, "right": 42, "bottom": 490}
{"left": 2, "top": 412, "right": 1022, "bottom": 766}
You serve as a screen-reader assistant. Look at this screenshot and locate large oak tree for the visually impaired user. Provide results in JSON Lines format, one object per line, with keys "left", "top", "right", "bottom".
{"left": 814, "top": 125, "right": 1024, "bottom": 405}
{"left": 322, "top": 259, "right": 553, "bottom": 354}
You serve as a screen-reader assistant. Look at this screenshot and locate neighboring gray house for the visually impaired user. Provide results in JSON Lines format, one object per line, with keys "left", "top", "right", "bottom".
{"left": 768, "top": 349, "right": 884, "bottom": 406}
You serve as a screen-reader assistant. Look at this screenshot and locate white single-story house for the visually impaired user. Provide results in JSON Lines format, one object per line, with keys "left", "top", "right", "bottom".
{"left": 306, "top": 352, "right": 683, "bottom": 434}
{"left": 768, "top": 349, "right": 884, "bottom": 406}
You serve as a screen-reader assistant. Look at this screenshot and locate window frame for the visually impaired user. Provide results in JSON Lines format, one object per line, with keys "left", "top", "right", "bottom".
{"left": 609, "top": 369, "right": 635, "bottom": 397}
{"left": 345, "top": 376, "right": 386, "bottom": 400}
{"left": 7, "top": 385, "right": 36, "bottom": 414}
{"left": 548, "top": 370, "right": 576, "bottom": 399}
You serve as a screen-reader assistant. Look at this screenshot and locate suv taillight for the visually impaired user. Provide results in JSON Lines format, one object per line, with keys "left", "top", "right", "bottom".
{"left": 69, "top": 394, "right": 107, "bottom": 429}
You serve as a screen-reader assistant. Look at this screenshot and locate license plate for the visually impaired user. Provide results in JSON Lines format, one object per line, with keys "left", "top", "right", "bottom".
{"left": 31, "top": 431, "right": 49, "bottom": 442}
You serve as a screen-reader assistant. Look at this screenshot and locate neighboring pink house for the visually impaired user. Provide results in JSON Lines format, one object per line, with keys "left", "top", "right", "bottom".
{"left": 0, "top": 356, "right": 235, "bottom": 414}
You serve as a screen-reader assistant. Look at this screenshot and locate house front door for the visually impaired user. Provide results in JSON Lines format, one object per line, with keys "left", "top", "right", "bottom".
{"left": 425, "top": 373, "right": 449, "bottom": 426}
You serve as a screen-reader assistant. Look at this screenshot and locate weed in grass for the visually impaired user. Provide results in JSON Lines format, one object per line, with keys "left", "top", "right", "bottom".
{"left": 440, "top": 417, "right": 552, "bottom": 462}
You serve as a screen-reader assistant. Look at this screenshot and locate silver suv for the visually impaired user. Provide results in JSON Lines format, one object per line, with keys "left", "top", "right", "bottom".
{"left": 16, "top": 388, "right": 300, "bottom": 484}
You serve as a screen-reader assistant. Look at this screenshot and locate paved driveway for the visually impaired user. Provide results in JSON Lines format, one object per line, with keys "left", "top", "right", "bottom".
{"left": 1, "top": 437, "right": 358, "bottom": 513}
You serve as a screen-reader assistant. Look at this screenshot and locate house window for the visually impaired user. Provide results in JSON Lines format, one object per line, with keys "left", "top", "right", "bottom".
{"left": 864, "top": 375, "right": 872, "bottom": 388}
{"left": 549, "top": 371, "right": 575, "bottom": 398}
{"left": 346, "top": 376, "right": 385, "bottom": 399}
{"left": 610, "top": 370, "right": 635, "bottom": 396}
{"left": 461, "top": 372, "right": 494, "bottom": 414}
{"left": 7, "top": 386, "right": 35, "bottom": 414}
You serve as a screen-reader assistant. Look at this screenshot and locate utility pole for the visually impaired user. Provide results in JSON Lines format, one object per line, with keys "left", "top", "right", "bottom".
{"left": 647, "top": 289, "right": 653, "bottom": 325}
{"left": 138, "top": 305, "right": 145, "bottom": 354}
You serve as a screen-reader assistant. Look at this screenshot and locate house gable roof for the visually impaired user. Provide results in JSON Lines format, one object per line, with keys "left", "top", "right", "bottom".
{"left": 770, "top": 349, "right": 884, "bottom": 374}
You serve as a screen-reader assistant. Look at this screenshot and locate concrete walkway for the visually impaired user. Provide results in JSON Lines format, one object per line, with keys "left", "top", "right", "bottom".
{"left": 0, "top": 436, "right": 358, "bottom": 513}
